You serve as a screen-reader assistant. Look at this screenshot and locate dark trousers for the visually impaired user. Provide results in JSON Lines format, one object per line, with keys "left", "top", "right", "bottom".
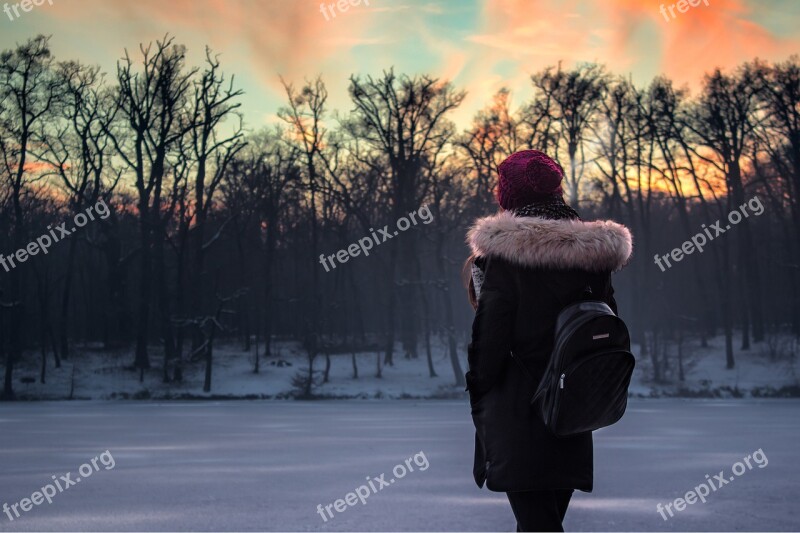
{"left": 506, "top": 489, "right": 574, "bottom": 532}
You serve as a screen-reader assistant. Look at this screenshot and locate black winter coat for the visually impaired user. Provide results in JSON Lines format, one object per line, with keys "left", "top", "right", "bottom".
{"left": 465, "top": 211, "right": 632, "bottom": 493}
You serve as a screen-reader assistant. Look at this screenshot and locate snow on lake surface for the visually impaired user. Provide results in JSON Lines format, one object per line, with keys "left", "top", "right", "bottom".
{"left": 0, "top": 399, "right": 798, "bottom": 531}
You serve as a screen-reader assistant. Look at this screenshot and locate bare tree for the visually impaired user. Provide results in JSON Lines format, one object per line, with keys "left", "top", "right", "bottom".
{"left": 529, "top": 63, "right": 608, "bottom": 205}
{"left": 458, "top": 88, "right": 519, "bottom": 213}
{"left": 105, "top": 36, "right": 196, "bottom": 378}
{"left": 221, "top": 129, "right": 300, "bottom": 364}
{"left": 754, "top": 57, "right": 800, "bottom": 334}
{"left": 279, "top": 77, "right": 336, "bottom": 381}
{"left": 0, "top": 35, "right": 59, "bottom": 400}
{"left": 186, "top": 48, "right": 245, "bottom": 356}
{"left": 346, "top": 69, "right": 465, "bottom": 365}
{"left": 688, "top": 64, "right": 766, "bottom": 349}
{"left": 35, "top": 61, "right": 119, "bottom": 361}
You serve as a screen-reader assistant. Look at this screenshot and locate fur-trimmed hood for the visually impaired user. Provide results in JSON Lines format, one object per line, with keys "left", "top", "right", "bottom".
{"left": 467, "top": 211, "right": 633, "bottom": 272}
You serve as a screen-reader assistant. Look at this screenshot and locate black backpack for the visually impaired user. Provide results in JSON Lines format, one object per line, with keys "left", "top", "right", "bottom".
{"left": 522, "top": 287, "right": 635, "bottom": 437}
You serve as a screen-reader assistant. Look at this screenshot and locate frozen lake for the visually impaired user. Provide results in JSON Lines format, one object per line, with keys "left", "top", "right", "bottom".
{"left": 0, "top": 399, "right": 797, "bottom": 531}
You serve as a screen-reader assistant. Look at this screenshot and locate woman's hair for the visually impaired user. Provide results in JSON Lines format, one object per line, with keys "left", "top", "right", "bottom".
{"left": 462, "top": 253, "right": 479, "bottom": 311}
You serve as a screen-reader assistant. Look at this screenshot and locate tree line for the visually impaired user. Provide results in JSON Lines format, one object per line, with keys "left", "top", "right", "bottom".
{"left": 1, "top": 35, "right": 798, "bottom": 399}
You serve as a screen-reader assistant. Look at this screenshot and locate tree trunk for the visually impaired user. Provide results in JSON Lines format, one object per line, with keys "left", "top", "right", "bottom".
{"left": 253, "top": 323, "right": 260, "bottom": 374}
{"left": 154, "top": 224, "right": 176, "bottom": 373}
{"left": 48, "top": 325, "right": 60, "bottom": 369}
{"left": 383, "top": 248, "right": 399, "bottom": 366}
{"left": 435, "top": 235, "right": 465, "bottom": 387}
{"left": 203, "top": 343, "right": 213, "bottom": 393}
{"left": 729, "top": 160, "right": 765, "bottom": 342}
{"left": 134, "top": 202, "right": 152, "bottom": 373}
{"left": 412, "top": 255, "right": 437, "bottom": 378}
{"left": 58, "top": 236, "right": 79, "bottom": 360}
{"left": 2, "top": 353, "right": 15, "bottom": 401}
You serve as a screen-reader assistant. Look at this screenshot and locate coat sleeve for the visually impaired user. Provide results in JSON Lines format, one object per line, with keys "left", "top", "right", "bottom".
{"left": 466, "top": 256, "right": 517, "bottom": 401}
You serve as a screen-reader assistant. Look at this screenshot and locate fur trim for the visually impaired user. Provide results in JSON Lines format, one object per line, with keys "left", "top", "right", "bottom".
{"left": 467, "top": 211, "right": 632, "bottom": 272}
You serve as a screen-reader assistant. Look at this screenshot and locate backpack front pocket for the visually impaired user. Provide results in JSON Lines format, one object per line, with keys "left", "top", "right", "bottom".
{"left": 550, "top": 349, "right": 635, "bottom": 437}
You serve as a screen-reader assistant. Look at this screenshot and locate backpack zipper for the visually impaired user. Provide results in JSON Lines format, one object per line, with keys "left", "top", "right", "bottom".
{"left": 559, "top": 373, "right": 565, "bottom": 389}
{"left": 550, "top": 308, "right": 606, "bottom": 385}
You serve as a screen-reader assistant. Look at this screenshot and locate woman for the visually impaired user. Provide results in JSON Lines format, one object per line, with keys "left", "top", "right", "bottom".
{"left": 465, "top": 150, "right": 632, "bottom": 532}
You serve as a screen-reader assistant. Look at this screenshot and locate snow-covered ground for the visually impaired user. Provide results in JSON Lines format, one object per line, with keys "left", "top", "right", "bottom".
{"left": 9, "top": 340, "right": 468, "bottom": 400}
{"left": 0, "top": 399, "right": 797, "bottom": 531}
{"left": 9, "top": 333, "right": 800, "bottom": 400}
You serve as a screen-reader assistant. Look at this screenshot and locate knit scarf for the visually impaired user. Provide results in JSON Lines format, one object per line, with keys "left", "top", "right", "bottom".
{"left": 512, "top": 195, "right": 581, "bottom": 221}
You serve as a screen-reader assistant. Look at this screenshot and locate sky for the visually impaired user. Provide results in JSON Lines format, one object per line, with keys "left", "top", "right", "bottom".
{"left": 2, "top": 0, "right": 800, "bottom": 129}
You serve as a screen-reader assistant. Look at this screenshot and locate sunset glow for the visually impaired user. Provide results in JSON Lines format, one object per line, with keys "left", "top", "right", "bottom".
{"left": 3, "top": 0, "right": 798, "bottom": 126}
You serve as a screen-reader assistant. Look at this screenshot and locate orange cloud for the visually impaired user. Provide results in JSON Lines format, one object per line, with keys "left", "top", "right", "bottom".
{"left": 468, "top": 0, "right": 800, "bottom": 93}
{"left": 658, "top": 1, "right": 800, "bottom": 89}
{"left": 45, "top": 0, "right": 380, "bottom": 95}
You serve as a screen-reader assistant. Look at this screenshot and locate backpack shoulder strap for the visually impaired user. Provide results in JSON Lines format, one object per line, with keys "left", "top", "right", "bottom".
{"left": 511, "top": 272, "right": 593, "bottom": 387}
{"left": 538, "top": 269, "right": 594, "bottom": 311}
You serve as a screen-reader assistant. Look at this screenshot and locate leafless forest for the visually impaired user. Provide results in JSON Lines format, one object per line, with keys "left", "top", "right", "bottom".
{"left": 2, "top": 35, "right": 799, "bottom": 400}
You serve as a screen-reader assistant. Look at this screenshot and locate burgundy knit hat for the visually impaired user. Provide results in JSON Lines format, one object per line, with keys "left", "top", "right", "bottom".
{"left": 496, "top": 150, "right": 564, "bottom": 210}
